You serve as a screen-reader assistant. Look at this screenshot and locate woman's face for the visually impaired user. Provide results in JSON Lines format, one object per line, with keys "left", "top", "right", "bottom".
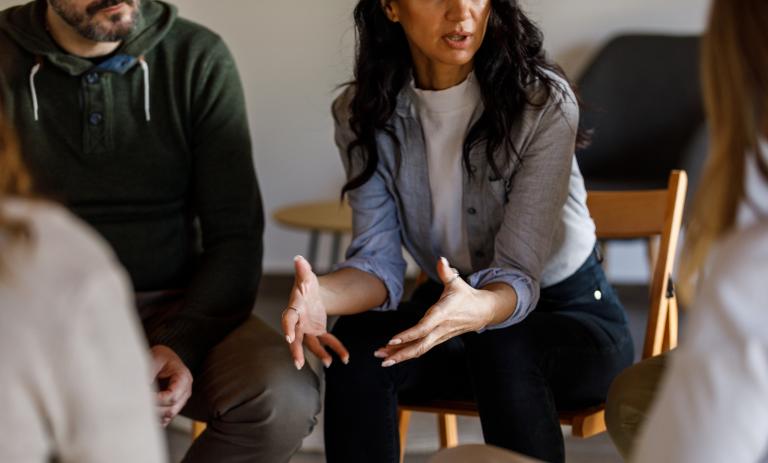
{"left": 384, "top": 0, "right": 492, "bottom": 69}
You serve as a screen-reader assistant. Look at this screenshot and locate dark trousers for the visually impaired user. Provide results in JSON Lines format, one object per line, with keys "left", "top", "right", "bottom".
{"left": 324, "top": 252, "right": 634, "bottom": 463}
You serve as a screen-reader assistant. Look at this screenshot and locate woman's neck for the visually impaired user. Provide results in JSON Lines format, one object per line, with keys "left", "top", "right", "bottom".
{"left": 411, "top": 47, "right": 473, "bottom": 91}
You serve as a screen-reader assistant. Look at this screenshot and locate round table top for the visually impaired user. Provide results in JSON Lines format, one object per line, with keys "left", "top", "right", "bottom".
{"left": 273, "top": 200, "right": 353, "bottom": 233}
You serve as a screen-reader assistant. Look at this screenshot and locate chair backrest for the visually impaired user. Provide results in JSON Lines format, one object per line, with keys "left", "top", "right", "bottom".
{"left": 576, "top": 35, "right": 705, "bottom": 191}
{"left": 587, "top": 170, "right": 688, "bottom": 359}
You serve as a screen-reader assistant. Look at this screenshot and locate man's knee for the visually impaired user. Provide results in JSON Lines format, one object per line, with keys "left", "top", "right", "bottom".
{"left": 233, "top": 355, "right": 321, "bottom": 443}
{"left": 605, "top": 354, "right": 668, "bottom": 458}
{"left": 200, "top": 318, "right": 321, "bottom": 444}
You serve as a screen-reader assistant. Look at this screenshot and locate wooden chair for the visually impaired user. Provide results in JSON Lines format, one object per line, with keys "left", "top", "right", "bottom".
{"left": 192, "top": 420, "right": 206, "bottom": 440}
{"left": 397, "top": 170, "right": 688, "bottom": 462}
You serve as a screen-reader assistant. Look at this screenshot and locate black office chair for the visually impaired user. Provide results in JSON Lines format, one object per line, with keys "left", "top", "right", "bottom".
{"left": 576, "top": 34, "right": 707, "bottom": 196}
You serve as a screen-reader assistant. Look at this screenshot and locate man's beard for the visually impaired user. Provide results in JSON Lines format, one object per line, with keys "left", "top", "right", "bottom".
{"left": 48, "top": 0, "right": 141, "bottom": 42}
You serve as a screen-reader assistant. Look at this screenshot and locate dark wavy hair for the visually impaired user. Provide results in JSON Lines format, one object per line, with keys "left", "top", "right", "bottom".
{"left": 342, "top": 0, "right": 588, "bottom": 195}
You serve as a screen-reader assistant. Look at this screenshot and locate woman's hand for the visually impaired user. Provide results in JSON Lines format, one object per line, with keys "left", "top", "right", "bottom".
{"left": 374, "top": 258, "right": 497, "bottom": 367}
{"left": 282, "top": 255, "right": 349, "bottom": 370}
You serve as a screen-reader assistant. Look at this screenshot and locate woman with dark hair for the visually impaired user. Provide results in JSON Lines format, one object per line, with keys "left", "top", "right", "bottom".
{"left": 282, "top": 1, "right": 633, "bottom": 461}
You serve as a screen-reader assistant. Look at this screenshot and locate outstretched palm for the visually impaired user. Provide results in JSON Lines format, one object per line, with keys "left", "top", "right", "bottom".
{"left": 285, "top": 255, "right": 328, "bottom": 337}
{"left": 282, "top": 256, "right": 348, "bottom": 369}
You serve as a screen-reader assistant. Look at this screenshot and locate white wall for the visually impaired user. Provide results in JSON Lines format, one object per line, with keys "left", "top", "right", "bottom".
{"left": 1, "top": 0, "right": 711, "bottom": 281}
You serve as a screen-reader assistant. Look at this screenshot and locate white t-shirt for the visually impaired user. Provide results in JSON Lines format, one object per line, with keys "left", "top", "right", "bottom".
{"left": 632, "top": 138, "right": 768, "bottom": 463}
{"left": 0, "top": 199, "right": 166, "bottom": 463}
{"left": 412, "top": 73, "right": 481, "bottom": 274}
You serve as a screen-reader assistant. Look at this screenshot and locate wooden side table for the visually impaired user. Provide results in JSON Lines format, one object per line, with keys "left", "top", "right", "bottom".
{"left": 273, "top": 200, "right": 353, "bottom": 269}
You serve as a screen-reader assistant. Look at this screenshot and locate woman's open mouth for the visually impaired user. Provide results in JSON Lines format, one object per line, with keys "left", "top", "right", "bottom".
{"left": 443, "top": 33, "right": 472, "bottom": 50}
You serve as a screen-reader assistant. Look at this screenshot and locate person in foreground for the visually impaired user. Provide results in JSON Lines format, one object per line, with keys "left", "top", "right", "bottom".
{"left": 605, "top": 0, "right": 768, "bottom": 462}
{"left": 0, "top": 1, "right": 319, "bottom": 461}
{"left": 282, "top": 1, "right": 634, "bottom": 461}
{"left": 0, "top": 107, "right": 165, "bottom": 462}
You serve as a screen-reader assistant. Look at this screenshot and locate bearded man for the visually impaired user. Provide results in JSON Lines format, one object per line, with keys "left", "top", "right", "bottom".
{"left": 0, "top": 1, "right": 320, "bottom": 461}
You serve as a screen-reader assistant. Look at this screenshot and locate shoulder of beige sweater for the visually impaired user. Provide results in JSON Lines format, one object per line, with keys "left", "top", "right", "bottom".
{"left": 698, "top": 221, "right": 768, "bottom": 341}
{"left": 2, "top": 198, "right": 124, "bottom": 289}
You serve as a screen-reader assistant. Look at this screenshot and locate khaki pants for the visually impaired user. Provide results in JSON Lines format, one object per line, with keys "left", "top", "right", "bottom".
{"left": 139, "top": 292, "right": 321, "bottom": 463}
{"left": 605, "top": 353, "right": 669, "bottom": 459}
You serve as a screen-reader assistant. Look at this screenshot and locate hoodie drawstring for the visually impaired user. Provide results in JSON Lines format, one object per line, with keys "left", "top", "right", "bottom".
{"left": 29, "top": 58, "right": 42, "bottom": 122}
{"left": 28, "top": 56, "right": 150, "bottom": 123}
{"left": 139, "top": 56, "right": 151, "bottom": 122}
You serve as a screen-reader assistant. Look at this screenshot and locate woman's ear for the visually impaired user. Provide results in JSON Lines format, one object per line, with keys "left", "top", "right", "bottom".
{"left": 380, "top": 0, "right": 400, "bottom": 23}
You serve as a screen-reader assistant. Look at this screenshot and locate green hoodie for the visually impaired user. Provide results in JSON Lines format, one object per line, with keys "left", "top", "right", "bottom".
{"left": 0, "top": 0, "right": 264, "bottom": 373}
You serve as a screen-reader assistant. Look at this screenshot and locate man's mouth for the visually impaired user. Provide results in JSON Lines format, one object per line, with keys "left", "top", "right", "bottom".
{"left": 86, "top": 0, "right": 133, "bottom": 16}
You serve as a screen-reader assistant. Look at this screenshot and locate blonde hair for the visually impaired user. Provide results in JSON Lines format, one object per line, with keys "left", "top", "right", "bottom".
{"left": 680, "top": 0, "right": 768, "bottom": 302}
{"left": 0, "top": 108, "right": 34, "bottom": 261}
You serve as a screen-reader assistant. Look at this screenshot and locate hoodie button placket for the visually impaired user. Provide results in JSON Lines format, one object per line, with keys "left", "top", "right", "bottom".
{"left": 82, "top": 71, "right": 113, "bottom": 154}
{"left": 85, "top": 72, "right": 100, "bottom": 85}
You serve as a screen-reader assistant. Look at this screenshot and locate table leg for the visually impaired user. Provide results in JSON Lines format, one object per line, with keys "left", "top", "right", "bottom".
{"left": 331, "top": 232, "right": 342, "bottom": 270}
{"left": 308, "top": 230, "right": 319, "bottom": 268}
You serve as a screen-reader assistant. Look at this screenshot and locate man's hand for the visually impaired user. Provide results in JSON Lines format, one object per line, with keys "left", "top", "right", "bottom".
{"left": 150, "top": 345, "right": 193, "bottom": 427}
{"left": 374, "top": 258, "right": 497, "bottom": 367}
{"left": 282, "top": 255, "right": 349, "bottom": 370}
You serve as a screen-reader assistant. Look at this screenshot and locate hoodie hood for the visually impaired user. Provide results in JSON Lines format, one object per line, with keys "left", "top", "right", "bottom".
{"left": 0, "top": 0, "right": 177, "bottom": 76}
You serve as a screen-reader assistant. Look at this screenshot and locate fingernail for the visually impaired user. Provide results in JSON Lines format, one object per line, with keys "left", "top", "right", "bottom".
{"left": 388, "top": 338, "right": 402, "bottom": 346}
{"left": 382, "top": 360, "right": 396, "bottom": 367}
{"left": 343, "top": 356, "right": 350, "bottom": 365}
{"left": 323, "top": 358, "right": 332, "bottom": 368}
{"left": 286, "top": 335, "right": 293, "bottom": 344}
{"left": 294, "top": 255, "right": 303, "bottom": 262}
{"left": 440, "top": 256, "right": 449, "bottom": 266}
{"left": 374, "top": 350, "right": 387, "bottom": 358}
{"left": 295, "top": 360, "right": 303, "bottom": 370}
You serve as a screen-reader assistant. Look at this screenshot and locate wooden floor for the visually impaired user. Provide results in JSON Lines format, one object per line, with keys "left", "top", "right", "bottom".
{"left": 165, "top": 277, "right": 657, "bottom": 462}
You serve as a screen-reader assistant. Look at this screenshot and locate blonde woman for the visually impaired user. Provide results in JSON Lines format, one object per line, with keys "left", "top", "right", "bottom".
{"left": 606, "top": 0, "right": 768, "bottom": 461}
{"left": 0, "top": 110, "right": 165, "bottom": 462}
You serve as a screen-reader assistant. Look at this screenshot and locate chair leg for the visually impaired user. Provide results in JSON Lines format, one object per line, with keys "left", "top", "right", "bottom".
{"left": 191, "top": 420, "right": 207, "bottom": 440}
{"left": 398, "top": 409, "right": 412, "bottom": 463}
{"left": 571, "top": 409, "right": 606, "bottom": 438}
{"left": 438, "top": 413, "right": 459, "bottom": 448}
{"left": 663, "top": 296, "right": 679, "bottom": 351}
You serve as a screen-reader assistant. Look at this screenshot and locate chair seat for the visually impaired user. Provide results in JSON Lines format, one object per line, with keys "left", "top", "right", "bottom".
{"left": 398, "top": 400, "right": 606, "bottom": 438}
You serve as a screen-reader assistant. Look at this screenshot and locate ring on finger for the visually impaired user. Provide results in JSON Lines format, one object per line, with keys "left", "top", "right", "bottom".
{"left": 285, "top": 306, "right": 302, "bottom": 316}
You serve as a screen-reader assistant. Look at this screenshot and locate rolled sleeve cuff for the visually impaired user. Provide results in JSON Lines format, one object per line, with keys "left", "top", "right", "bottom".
{"left": 334, "top": 257, "right": 404, "bottom": 311}
{"left": 467, "top": 268, "right": 539, "bottom": 331}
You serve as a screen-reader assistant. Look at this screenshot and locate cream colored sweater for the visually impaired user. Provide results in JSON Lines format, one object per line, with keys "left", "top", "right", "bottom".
{"left": 633, "top": 140, "right": 768, "bottom": 462}
{"left": 0, "top": 199, "right": 165, "bottom": 463}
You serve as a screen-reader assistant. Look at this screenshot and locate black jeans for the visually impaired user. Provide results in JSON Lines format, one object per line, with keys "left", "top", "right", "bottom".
{"left": 324, "top": 251, "right": 634, "bottom": 463}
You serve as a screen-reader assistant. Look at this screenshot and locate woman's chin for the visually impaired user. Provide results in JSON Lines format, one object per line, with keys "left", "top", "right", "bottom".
{"left": 430, "top": 50, "right": 476, "bottom": 68}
